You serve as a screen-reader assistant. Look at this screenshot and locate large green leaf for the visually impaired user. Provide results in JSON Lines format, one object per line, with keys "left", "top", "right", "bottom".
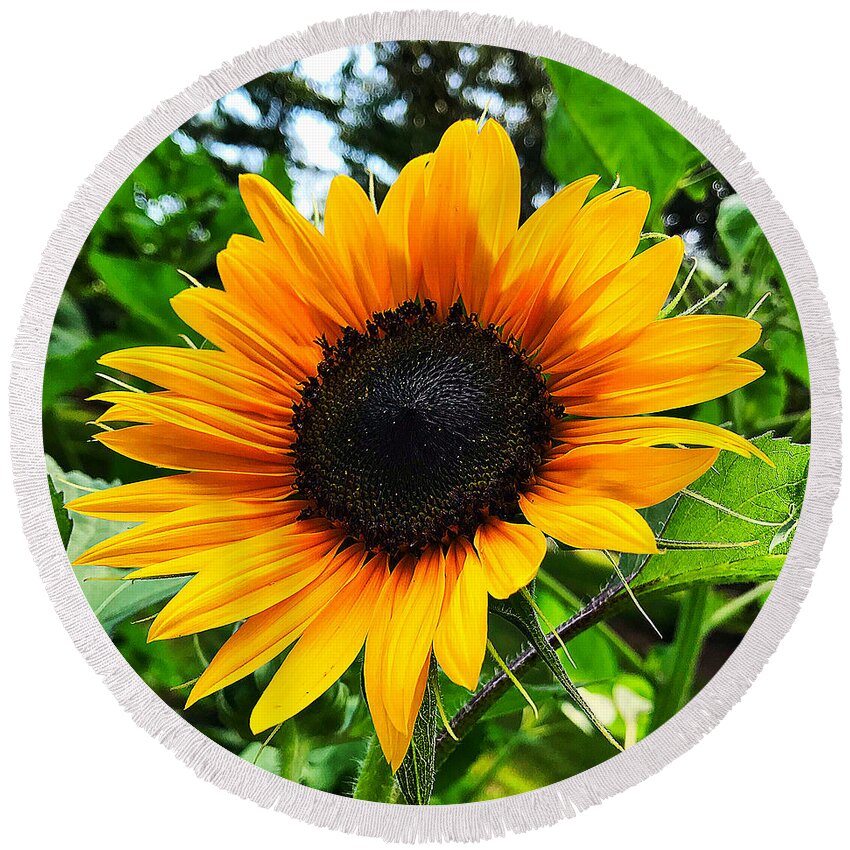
{"left": 88, "top": 252, "right": 190, "bottom": 342}
{"left": 543, "top": 60, "right": 704, "bottom": 227}
{"left": 630, "top": 434, "right": 808, "bottom": 727}
{"left": 630, "top": 434, "right": 808, "bottom": 598}
{"left": 46, "top": 456, "right": 188, "bottom": 634}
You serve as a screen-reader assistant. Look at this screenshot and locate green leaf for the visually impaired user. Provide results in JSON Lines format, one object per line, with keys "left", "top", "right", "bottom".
{"left": 45, "top": 456, "right": 131, "bottom": 560}
{"left": 46, "top": 456, "right": 188, "bottom": 634}
{"left": 261, "top": 153, "right": 294, "bottom": 201}
{"left": 543, "top": 60, "right": 703, "bottom": 227}
{"left": 43, "top": 331, "right": 135, "bottom": 410}
{"left": 78, "top": 569, "right": 189, "bottom": 636}
{"left": 630, "top": 434, "right": 808, "bottom": 598}
{"left": 88, "top": 252, "right": 190, "bottom": 341}
{"left": 491, "top": 589, "right": 621, "bottom": 751}
{"left": 47, "top": 292, "right": 89, "bottom": 358}
{"left": 48, "top": 475, "right": 73, "bottom": 547}
{"left": 396, "top": 660, "right": 438, "bottom": 805}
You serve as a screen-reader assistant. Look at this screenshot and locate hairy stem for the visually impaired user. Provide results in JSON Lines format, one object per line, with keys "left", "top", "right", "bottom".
{"left": 353, "top": 734, "right": 397, "bottom": 802}
{"left": 435, "top": 577, "right": 630, "bottom": 765}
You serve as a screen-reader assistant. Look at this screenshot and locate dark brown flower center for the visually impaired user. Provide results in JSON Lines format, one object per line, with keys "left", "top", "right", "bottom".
{"left": 292, "top": 300, "right": 556, "bottom": 555}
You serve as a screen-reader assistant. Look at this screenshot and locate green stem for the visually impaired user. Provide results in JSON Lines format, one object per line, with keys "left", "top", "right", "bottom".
{"left": 353, "top": 735, "right": 397, "bottom": 802}
{"left": 536, "top": 570, "right": 646, "bottom": 673}
{"left": 650, "top": 586, "right": 710, "bottom": 731}
{"left": 436, "top": 574, "right": 631, "bottom": 765}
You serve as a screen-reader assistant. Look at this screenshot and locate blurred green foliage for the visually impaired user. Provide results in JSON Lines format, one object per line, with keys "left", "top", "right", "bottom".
{"left": 42, "top": 43, "right": 810, "bottom": 803}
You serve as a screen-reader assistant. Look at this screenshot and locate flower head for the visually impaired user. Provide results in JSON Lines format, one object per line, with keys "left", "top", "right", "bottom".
{"left": 69, "top": 118, "right": 766, "bottom": 770}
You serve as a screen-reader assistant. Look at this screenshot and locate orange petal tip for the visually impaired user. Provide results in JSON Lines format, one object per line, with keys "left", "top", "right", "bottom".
{"left": 184, "top": 686, "right": 205, "bottom": 710}
{"left": 146, "top": 618, "right": 172, "bottom": 643}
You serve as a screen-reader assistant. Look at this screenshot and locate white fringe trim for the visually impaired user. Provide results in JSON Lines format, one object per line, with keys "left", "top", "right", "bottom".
{"left": 9, "top": 10, "right": 841, "bottom": 842}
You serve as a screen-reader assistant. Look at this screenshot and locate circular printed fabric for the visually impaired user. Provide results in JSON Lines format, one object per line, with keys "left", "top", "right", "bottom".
{"left": 36, "top": 33, "right": 820, "bottom": 819}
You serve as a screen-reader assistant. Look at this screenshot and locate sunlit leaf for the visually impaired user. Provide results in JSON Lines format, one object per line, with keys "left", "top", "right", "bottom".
{"left": 88, "top": 252, "right": 190, "bottom": 340}
{"left": 543, "top": 59, "right": 703, "bottom": 226}
{"left": 47, "top": 456, "right": 188, "bottom": 634}
{"left": 630, "top": 434, "right": 806, "bottom": 597}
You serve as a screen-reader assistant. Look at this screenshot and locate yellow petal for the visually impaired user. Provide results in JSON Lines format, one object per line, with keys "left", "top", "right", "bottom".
{"left": 93, "top": 423, "right": 291, "bottom": 475}
{"left": 474, "top": 516, "right": 546, "bottom": 599}
{"left": 555, "top": 358, "right": 765, "bottom": 417}
{"left": 382, "top": 547, "right": 446, "bottom": 733}
{"left": 324, "top": 174, "right": 393, "bottom": 313}
{"left": 460, "top": 119, "right": 521, "bottom": 314}
{"left": 65, "top": 472, "right": 288, "bottom": 521}
{"left": 170, "top": 287, "right": 315, "bottom": 383}
{"left": 551, "top": 315, "right": 763, "bottom": 393}
{"left": 92, "top": 391, "right": 292, "bottom": 447}
{"left": 482, "top": 175, "right": 598, "bottom": 330}
{"left": 147, "top": 523, "right": 345, "bottom": 638}
{"left": 519, "top": 490, "right": 658, "bottom": 554}
{"left": 420, "top": 120, "right": 477, "bottom": 310}
{"left": 420, "top": 119, "right": 520, "bottom": 314}
{"left": 378, "top": 154, "right": 431, "bottom": 303}
{"left": 186, "top": 544, "right": 366, "bottom": 706}
{"left": 536, "top": 445, "right": 719, "bottom": 508}
{"left": 552, "top": 415, "right": 772, "bottom": 465}
{"left": 364, "top": 555, "right": 436, "bottom": 770}
{"left": 250, "top": 554, "right": 388, "bottom": 734}
{"left": 519, "top": 188, "right": 650, "bottom": 351}
{"left": 72, "top": 499, "right": 300, "bottom": 568}
{"left": 217, "top": 233, "right": 336, "bottom": 347}
{"left": 537, "top": 236, "right": 685, "bottom": 370}
{"left": 367, "top": 650, "right": 430, "bottom": 772}
{"left": 433, "top": 538, "right": 488, "bottom": 690}
{"left": 99, "top": 347, "right": 290, "bottom": 418}
{"left": 562, "top": 189, "right": 651, "bottom": 299}
{"left": 238, "top": 173, "right": 365, "bottom": 329}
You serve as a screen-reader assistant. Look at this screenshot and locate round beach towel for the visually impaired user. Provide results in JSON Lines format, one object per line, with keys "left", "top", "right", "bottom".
{"left": 11, "top": 12, "right": 839, "bottom": 841}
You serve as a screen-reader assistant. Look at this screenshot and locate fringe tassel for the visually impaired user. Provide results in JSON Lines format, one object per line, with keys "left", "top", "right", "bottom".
{"left": 8, "top": 10, "right": 841, "bottom": 842}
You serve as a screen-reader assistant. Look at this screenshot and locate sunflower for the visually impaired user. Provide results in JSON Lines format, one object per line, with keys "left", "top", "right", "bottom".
{"left": 68, "top": 118, "right": 767, "bottom": 770}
